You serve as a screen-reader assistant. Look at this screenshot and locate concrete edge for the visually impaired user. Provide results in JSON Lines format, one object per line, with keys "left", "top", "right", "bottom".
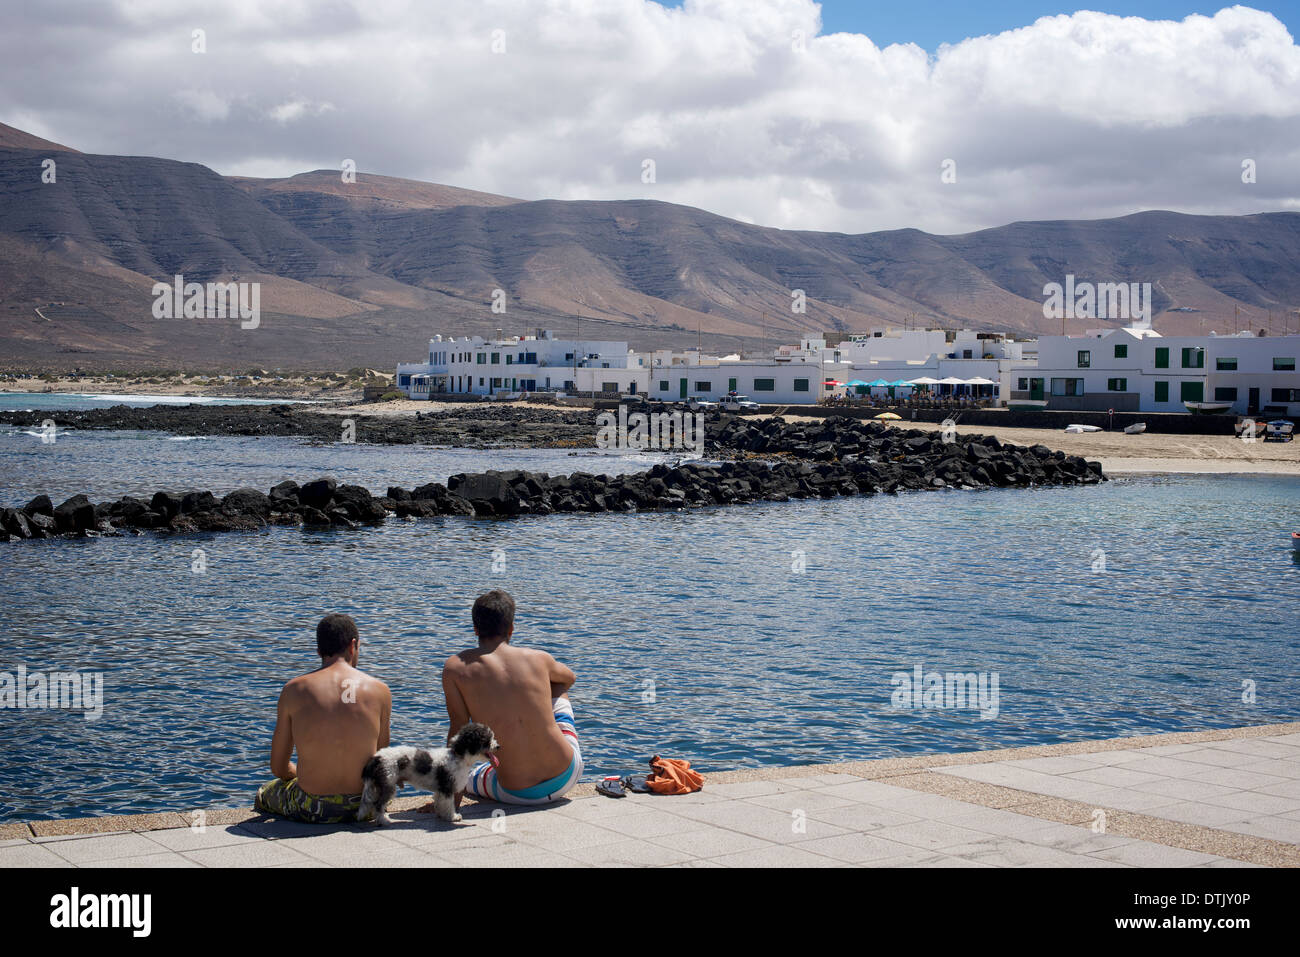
{"left": 13, "top": 721, "right": 1299, "bottom": 842}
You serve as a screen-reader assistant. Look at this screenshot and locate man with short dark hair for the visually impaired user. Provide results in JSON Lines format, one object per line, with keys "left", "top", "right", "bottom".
{"left": 435, "top": 589, "right": 581, "bottom": 808}
{"left": 255, "top": 613, "right": 391, "bottom": 823}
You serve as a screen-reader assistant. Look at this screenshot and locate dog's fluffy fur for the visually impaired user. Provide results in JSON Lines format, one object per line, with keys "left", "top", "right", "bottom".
{"left": 357, "top": 722, "right": 499, "bottom": 825}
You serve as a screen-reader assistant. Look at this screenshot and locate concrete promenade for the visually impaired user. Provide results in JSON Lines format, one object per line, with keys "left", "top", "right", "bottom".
{"left": 3, "top": 722, "right": 1298, "bottom": 868}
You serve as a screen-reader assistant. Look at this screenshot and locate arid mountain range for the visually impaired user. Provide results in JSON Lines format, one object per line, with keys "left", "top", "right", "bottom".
{"left": 2, "top": 121, "right": 1299, "bottom": 370}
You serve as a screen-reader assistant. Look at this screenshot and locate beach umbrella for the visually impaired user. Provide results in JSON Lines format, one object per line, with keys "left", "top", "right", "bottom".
{"left": 966, "top": 377, "right": 997, "bottom": 385}
{"left": 906, "top": 376, "right": 940, "bottom": 386}
{"left": 867, "top": 378, "right": 892, "bottom": 387}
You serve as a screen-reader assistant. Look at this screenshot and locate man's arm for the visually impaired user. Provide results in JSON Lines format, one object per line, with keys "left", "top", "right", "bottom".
{"left": 442, "top": 659, "right": 472, "bottom": 747}
{"left": 377, "top": 682, "right": 392, "bottom": 750}
{"left": 269, "top": 685, "right": 297, "bottom": 781}
{"left": 545, "top": 653, "right": 576, "bottom": 698}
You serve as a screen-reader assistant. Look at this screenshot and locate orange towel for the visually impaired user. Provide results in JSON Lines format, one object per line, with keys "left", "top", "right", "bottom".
{"left": 645, "top": 755, "right": 704, "bottom": 794}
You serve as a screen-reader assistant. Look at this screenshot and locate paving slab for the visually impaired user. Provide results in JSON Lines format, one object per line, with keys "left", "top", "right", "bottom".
{"left": 142, "top": 824, "right": 266, "bottom": 853}
{"left": 40, "top": 831, "right": 165, "bottom": 865}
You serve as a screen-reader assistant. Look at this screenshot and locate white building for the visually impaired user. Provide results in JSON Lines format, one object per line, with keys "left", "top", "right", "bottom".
{"left": 838, "top": 328, "right": 1034, "bottom": 402}
{"left": 1026, "top": 326, "right": 1300, "bottom": 415}
{"left": 642, "top": 336, "right": 851, "bottom": 404}
{"left": 396, "top": 332, "right": 652, "bottom": 398}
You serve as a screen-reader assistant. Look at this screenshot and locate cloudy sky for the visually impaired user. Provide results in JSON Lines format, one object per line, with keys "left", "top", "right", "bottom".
{"left": 3, "top": 0, "right": 1299, "bottom": 235}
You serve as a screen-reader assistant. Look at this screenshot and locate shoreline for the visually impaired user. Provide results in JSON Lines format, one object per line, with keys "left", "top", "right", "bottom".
{"left": 3, "top": 396, "right": 1297, "bottom": 475}
{"left": 5, "top": 721, "right": 1297, "bottom": 871}
{"left": 0, "top": 378, "right": 364, "bottom": 402}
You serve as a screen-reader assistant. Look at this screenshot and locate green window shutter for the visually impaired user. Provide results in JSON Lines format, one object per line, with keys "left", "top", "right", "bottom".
{"left": 1180, "top": 381, "right": 1204, "bottom": 402}
{"left": 753, "top": 379, "right": 775, "bottom": 392}
{"left": 1154, "top": 381, "right": 1168, "bottom": 402}
{"left": 728, "top": 377, "right": 737, "bottom": 392}
{"left": 1114, "top": 344, "right": 1127, "bottom": 358}
{"left": 793, "top": 378, "right": 809, "bottom": 392}
{"left": 1154, "top": 347, "right": 1168, "bottom": 369}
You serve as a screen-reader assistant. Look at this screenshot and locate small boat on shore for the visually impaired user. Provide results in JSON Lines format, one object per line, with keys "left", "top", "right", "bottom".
{"left": 1292, "top": 531, "right": 1300, "bottom": 552}
{"left": 1065, "top": 424, "right": 1102, "bottom": 433}
{"left": 1123, "top": 422, "right": 1146, "bottom": 434}
{"left": 1008, "top": 399, "right": 1048, "bottom": 411}
{"left": 1184, "top": 400, "right": 1233, "bottom": 415}
{"left": 1267, "top": 420, "right": 1294, "bottom": 441}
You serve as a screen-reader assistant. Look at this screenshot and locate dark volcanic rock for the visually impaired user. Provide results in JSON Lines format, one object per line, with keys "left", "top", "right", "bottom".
{"left": 222, "top": 488, "right": 272, "bottom": 518}
{"left": 2, "top": 508, "right": 32, "bottom": 539}
{"left": 150, "top": 491, "right": 183, "bottom": 520}
{"left": 3, "top": 416, "right": 1106, "bottom": 543}
{"left": 297, "top": 506, "right": 332, "bottom": 526}
{"left": 268, "top": 480, "right": 300, "bottom": 503}
{"left": 180, "top": 490, "right": 218, "bottom": 514}
{"left": 23, "top": 495, "right": 53, "bottom": 518}
{"left": 447, "top": 472, "right": 521, "bottom": 517}
{"left": 53, "top": 494, "right": 96, "bottom": 533}
{"left": 27, "top": 513, "right": 57, "bottom": 537}
{"left": 192, "top": 511, "right": 264, "bottom": 532}
{"left": 298, "top": 478, "right": 337, "bottom": 509}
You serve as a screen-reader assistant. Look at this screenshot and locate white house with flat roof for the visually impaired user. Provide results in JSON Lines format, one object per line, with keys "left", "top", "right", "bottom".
{"left": 1024, "top": 326, "right": 1300, "bottom": 415}
{"left": 645, "top": 335, "right": 852, "bottom": 403}
{"left": 837, "top": 328, "right": 1035, "bottom": 403}
{"left": 396, "top": 331, "right": 653, "bottom": 398}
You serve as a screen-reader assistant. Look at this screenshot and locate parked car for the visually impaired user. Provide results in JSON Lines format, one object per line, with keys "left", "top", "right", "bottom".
{"left": 719, "top": 394, "right": 760, "bottom": 412}
{"left": 686, "top": 397, "right": 716, "bottom": 411}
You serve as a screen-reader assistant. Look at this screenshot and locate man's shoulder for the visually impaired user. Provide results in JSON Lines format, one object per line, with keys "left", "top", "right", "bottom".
{"left": 351, "top": 669, "right": 391, "bottom": 696}
{"left": 442, "top": 649, "right": 478, "bottom": 673}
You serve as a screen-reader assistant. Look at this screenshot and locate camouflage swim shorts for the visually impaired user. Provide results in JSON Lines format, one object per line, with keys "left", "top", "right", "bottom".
{"left": 254, "top": 778, "right": 361, "bottom": 824}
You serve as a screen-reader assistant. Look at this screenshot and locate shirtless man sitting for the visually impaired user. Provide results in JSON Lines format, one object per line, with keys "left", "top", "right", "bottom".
{"left": 255, "top": 613, "right": 392, "bottom": 823}
{"left": 433, "top": 590, "right": 582, "bottom": 808}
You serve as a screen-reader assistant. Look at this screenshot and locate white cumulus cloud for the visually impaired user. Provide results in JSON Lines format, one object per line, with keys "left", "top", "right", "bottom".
{"left": 1, "top": 0, "right": 1298, "bottom": 233}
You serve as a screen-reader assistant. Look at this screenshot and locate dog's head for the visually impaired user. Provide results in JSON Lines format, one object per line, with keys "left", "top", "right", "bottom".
{"left": 451, "top": 722, "right": 500, "bottom": 768}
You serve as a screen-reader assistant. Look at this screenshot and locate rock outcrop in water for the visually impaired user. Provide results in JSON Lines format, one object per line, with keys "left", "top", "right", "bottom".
{"left": 0, "top": 403, "right": 598, "bottom": 448}
{"left": 0, "top": 416, "right": 1104, "bottom": 541}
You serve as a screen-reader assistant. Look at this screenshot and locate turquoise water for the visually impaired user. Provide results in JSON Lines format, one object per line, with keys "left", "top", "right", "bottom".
{"left": 0, "top": 391, "right": 313, "bottom": 411}
{"left": 0, "top": 429, "right": 1297, "bottom": 821}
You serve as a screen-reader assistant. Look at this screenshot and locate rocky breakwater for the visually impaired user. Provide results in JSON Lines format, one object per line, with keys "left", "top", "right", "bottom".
{"left": 0, "top": 417, "right": 1104, "bottom": 542}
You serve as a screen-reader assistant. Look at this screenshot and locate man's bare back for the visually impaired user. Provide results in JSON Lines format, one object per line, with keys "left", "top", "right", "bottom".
{"left": 273, "top": 659, "right": 391, "bottom": 795}
{"left": 443, "top": 640, "right": 575, "bottom": 792}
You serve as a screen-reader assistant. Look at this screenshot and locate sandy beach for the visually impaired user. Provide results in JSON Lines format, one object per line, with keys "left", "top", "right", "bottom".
{"left": 921, "top": 422, "right": 1300, "bottom": 475}
{"left": 766, "top": 413, "right": 1300, "bottom": 475}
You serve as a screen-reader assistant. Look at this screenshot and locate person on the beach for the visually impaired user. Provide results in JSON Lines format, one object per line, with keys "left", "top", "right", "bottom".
{"left": 430, "top": 589, "right": 581, "bottom": 809}
{"left": 255, "top": 613, "right": 392, "bottom": 823}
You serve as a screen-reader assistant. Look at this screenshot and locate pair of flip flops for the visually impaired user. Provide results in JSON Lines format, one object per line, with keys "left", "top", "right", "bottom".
{"left": 596, "top": 774, "right": 651, "bottom": 798}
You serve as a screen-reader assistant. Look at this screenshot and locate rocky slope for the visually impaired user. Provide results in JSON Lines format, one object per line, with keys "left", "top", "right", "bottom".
{"left": 4, "top": 122, "right": 1298, "bottom": 369}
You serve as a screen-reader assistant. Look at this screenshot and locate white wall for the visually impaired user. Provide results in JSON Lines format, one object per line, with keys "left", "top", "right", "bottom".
{"left": 1033, "top": 329, "right": 1300, "bottom": 414}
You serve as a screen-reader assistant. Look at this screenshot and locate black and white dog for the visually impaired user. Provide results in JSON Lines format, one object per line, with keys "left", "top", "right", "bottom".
{"left": 358, "top": 722, "right": 499, "bottom": 825}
